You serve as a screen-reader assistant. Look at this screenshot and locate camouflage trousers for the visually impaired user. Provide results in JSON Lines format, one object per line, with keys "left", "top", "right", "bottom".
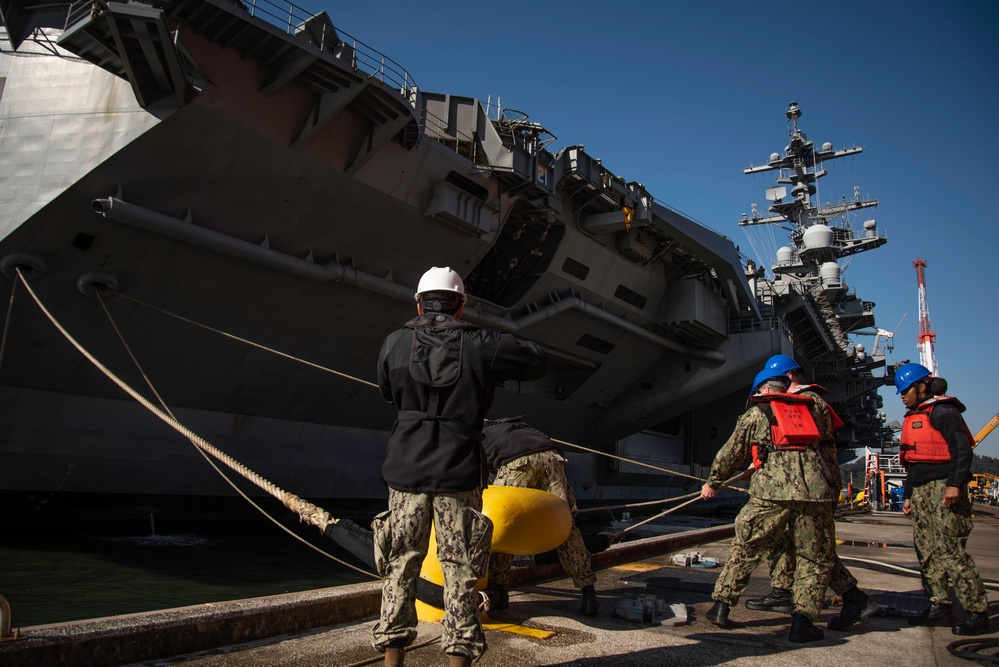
{"left": 911, "top": 478, "right": 987, "bottom": 612}
{"left": 489, "top": 451, "right": 596, "bottom": 589}
{"left": 712, "top": 496, "right": 834, "bottom": 620}
{"left": 764, "top": 502, "right": 858, "bottom": 595}
{"left": 371, "top": 488, "right": 493, "bottom": 660}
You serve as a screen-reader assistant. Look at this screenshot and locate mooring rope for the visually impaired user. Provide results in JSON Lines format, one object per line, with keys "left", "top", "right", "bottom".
{"left": 607, "top": 473, "right": 744, "bottom": 539}
{"left": 17, "top": 269, "right": 377, "bottom": 579}
{"left": 111, "top": 290, "right": 378, "bottom": 388}
{"left": 110, "top": 288, "right": 735, "bottom": 503}
{"left": 0, "top": 278, "right": 17, "bottom": 377}
{"left": 549, "top": 435, "right": 743, "bottom": 487}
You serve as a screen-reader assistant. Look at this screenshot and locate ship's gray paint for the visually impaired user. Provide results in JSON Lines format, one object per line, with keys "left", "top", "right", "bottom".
{"left": 0, "top": 3, "right": 890, "bottom": 503}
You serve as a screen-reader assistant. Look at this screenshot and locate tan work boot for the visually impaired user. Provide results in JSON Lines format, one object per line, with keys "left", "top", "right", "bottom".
{"left": 448, "top": 654, "right": 472, "bottom": 667}
{"left": 384, "top": 647, "right": 404, "bottom": 666}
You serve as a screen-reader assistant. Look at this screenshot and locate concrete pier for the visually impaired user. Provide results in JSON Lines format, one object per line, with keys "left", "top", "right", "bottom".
{"left": 3, "top": 509, "right": 998, "bottom": 666}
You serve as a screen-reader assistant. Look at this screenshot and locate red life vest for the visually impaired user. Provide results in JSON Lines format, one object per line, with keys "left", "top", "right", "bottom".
{"left": 793, "top": 384, "right": 844, "bottom": 431}
{"left": 748, "top": 393, "right": 820, "bottom": 467}
{"left": 900, "top": 396, "right": 975, "bottom": 464}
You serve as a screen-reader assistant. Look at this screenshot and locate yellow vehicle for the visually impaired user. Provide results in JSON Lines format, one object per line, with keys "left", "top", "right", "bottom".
{"left": 973, "top": 413, "right": 999, "bottom": 447}
{"left": 968, "top": 473, "right": 999, "bottom": 505}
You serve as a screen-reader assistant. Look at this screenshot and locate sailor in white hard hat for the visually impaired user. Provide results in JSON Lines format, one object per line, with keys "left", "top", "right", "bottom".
{"left": 372, "top": 266, "right": 547, "bottom": 667}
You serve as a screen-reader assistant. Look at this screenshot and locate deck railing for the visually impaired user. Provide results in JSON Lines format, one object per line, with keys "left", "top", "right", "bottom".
{"left": 64, "top": 0, "right": 419, "bottom": 106}
{"left": 228, "top": 0, "right": 418, "bottom": 103}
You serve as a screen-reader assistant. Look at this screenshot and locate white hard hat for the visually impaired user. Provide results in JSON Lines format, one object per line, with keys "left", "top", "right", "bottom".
{"left": 415, "top": 266, "right": 466, "bottom": 303}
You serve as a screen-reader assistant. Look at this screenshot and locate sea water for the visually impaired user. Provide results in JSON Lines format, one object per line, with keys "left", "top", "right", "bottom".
{"left": 0, "top": 495, "right": 379, "bottom": 627}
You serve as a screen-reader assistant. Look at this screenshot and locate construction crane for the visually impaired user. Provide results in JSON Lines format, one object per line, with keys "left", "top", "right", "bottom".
{"left": 914, "top": 257, "right": 937, "bottom": 375}
{"left": 851, "top": 314, "right": 906, "bottom": 357}
{"left": 973, "top": 412, "right": 999, "bottom": 447}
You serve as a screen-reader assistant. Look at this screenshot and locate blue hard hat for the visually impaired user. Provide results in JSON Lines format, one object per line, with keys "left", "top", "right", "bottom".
{"left": 751, "top": 368, "right": 788, "bottom": 395}
{"left": 764, "top": 354, "right": 801, "bottom": 375}
{"left": 894, "top": 362, "right": 931, "bottom": 395}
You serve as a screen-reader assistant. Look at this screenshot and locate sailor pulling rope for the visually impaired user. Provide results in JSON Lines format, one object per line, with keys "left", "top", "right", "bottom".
{"left": 12, "top": 266, "right": 747, "bottom": 584}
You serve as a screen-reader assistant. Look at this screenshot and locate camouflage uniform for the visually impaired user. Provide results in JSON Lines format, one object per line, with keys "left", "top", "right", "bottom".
{"left": 910, "top": 478, "right": 987, "bottom": 612}
{"left": 372, "top": 488, "right": 492, "bottom": 659}
{"left": 373, "top": 308, "right": 547, "bottom": 660}
{"left": 705, "top": 399, "right": 838, "bottom": 620}
{"left": 766, "top": 532, "right": 858, "bottom": 595}
{"left": 902, "top": 394, "right": 987, "bottom": 615}
{"left": 488, "top": 450, "right": 596, "bottom": 589}
{"left": 763, "top": 388, "right": 858, "bottom": 596}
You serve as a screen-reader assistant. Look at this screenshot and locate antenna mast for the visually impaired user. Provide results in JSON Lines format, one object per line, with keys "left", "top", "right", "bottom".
{"left": 913, "top": 257, "right": 937, "bottom": 375}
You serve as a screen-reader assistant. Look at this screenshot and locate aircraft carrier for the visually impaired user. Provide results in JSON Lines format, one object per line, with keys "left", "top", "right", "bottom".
{"left": 0, "top": 0, "right": 892, "bottom": 505}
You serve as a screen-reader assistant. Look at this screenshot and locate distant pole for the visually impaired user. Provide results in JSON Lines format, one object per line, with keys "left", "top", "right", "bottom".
{"left": 914, "top": 257, "right": 938, "bottom": 375}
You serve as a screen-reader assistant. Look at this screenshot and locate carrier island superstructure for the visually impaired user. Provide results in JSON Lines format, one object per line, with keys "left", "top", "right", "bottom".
{"left": 0, "top": 1, "right": 892, "bottom": 505}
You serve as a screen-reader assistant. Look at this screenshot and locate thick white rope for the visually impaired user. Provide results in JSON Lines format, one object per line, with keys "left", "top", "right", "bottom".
{"left": 110, "top": 288, "right": 735, "bottom": 514}
{"left": 17, "top": 269, "right": 376, "bottom": 578}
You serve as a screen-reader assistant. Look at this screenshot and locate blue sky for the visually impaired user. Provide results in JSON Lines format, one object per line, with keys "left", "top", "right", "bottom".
{"left": 297, "top": 0, "right": 999, "bottom": 457}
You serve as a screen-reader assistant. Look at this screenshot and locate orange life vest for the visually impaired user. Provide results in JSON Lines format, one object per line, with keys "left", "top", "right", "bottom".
{"left": 900, "top": 396, "right": 975, "bottom": 464}
{"left": 748, "top": 393, "right": 820, "bottom": 467}
{"left": 793, "top": 384, "right": 844, "bottom": 431}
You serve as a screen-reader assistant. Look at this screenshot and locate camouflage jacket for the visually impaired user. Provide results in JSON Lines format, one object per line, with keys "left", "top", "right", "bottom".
{"left": 797, "top": 389, "right": 843, "bottom": 490}
{"left": 705, "top": 404, "right": 840, "bottom": 502}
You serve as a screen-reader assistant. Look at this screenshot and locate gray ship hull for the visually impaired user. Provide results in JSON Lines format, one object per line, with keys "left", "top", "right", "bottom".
{"left": 0, "top": 1, "right": 886, "bottom": 504}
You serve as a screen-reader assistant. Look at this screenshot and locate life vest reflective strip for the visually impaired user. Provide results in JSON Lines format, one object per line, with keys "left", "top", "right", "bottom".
{"left": 900, "top": 396, "right": 975, "bottom": 464}
{"left": 748, "top": 393, "right": 820, "bottom": 467}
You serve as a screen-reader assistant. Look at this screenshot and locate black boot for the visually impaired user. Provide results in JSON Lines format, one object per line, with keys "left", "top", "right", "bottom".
{"left": 908, "top": 602, "right": 952, "bottom": 627}
{"left": 828, "top": 587, "right": 880, "bottom": 630}
{"left": 745, "top": 587, "right": 793, "bottom": 613}
{"left": 486, "top": 583, "right": 508, "bottom": 611}
{"left": 706, "top": 600, "right": 730, "bottom": 627}
{"left": 580, "top": 585, "right": 599, "bottom": 616}
{"left": 788, "top": 612, "right": 824, "bottom": 643}
{"left": 953, "top": 612, "right": 992, "bottom": 636}
{"left": 383, "top": 648, "right": 404, "bottom": 667}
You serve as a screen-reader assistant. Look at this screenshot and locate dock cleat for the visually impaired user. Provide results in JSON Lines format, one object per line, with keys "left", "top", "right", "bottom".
{"left": 953, "top": 612, "right": 992, "bottom": 636}
{"left": 706, "top": 600, "right": 731, "bottom": 627}
{"left": 908, "top": 602, "right": 953, "bottom": 626}
{"left": 745, "top": 587, "right": 793, "bottom": 613}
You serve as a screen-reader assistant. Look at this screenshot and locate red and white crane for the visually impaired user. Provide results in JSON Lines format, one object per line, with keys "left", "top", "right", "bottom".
{"left": 914, "top": 257, "right": 937, "bottom": 375}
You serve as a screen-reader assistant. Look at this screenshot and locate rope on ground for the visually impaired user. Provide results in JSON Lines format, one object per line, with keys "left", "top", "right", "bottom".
{"left": 838, "top": 554, "right": 999, "bottom": 590}
{"left": 16, "top": 269, "right": 377, "bottom": 579}
{"left": 947, "top": 638, "right": 999, "bottom": 664}
{"left": 608, "top": 472, "right": 744, "bottom": 540}
{"left": 112, "top": 288, "right": 721, "bottom": 498}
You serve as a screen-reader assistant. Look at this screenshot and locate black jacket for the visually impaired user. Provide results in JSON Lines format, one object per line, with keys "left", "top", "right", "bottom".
{"left": 482, "top": 420, "right": 561, "bottom": 472}
{"left": 377, "top": 313, "right": 547, "bottom": 493}
{"left": 903, "top": 396, "right": 974, "bottom": 498}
